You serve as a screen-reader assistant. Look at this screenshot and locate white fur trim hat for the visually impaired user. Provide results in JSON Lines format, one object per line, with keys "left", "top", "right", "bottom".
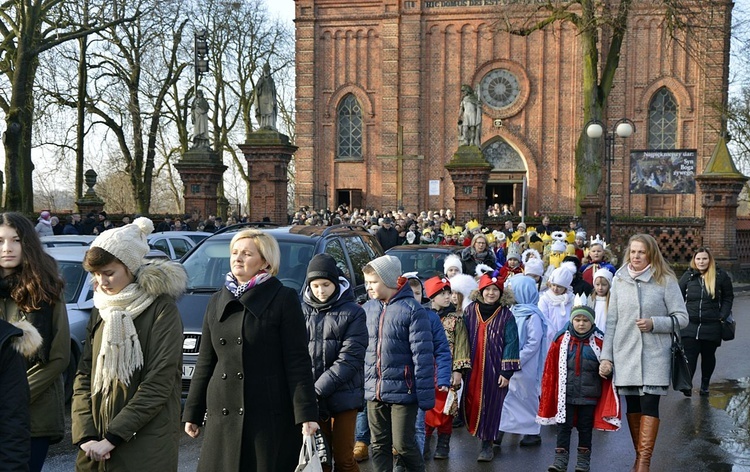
{"left": 548, "top": 266, "right": 573, "bottom": 291}
{"left": 443, "top": 254, "right": 463, "bottom": 274}
{"left": 551, "top": 240, "right": 567, "bottom": 253}
{"left": 524, "top": 258, "right": 545, "bottom": 278}
{"left": 90, "top": 217, "right": 154, "bottom": 275}
{"left": 593, "top": 268, "right": 614, "bottom": 286}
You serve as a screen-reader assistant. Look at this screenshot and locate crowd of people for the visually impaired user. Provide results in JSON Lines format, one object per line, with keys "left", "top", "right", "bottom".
{"left": 0, "top": 207, "right": 736, "bottom": 472}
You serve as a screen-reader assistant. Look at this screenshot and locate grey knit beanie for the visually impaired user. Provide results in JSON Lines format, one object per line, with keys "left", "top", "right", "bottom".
{"left": 365, "top": 255, "right": 402, "bottom": 289}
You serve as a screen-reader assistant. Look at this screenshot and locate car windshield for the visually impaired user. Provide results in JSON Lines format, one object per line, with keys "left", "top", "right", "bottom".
{"left": 182, "top": 238, "right": 316, "bottom": 294}
{"left": 388, "top": 249, "right": 454, "bottom": 280}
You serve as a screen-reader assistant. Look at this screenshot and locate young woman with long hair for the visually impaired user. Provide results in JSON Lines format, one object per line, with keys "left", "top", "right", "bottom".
{"left": 0, "top": 212, "right": 69, "bottom": 472}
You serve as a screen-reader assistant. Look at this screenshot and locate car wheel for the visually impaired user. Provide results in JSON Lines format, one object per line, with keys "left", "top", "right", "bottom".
{"left": 64, "top": 343, "right": 81, "bottom": 404}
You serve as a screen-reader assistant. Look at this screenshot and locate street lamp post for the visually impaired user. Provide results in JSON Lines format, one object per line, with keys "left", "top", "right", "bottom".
{"left": 194, "top": 29, "right": 209, "bottom": 97}
{"left": 585, "top": 118, "right": 636, "bottom": 243}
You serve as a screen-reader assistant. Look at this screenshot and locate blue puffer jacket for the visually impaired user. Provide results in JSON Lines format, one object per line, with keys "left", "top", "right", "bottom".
{"left": 363, "top": 284, "right": 436, "bottom": 410}
{"left": 302, "top": 279, "right": 368, "bottom": 415}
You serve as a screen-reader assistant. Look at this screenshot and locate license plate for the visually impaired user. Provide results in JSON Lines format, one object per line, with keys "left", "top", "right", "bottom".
{"left": 182, "top": 364, "right": 195, "bottom": 379}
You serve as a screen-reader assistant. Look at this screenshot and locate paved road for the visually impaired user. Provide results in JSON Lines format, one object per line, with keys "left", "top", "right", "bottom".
{"left": 43, "top": 292, "right": 750, "bottom": 471}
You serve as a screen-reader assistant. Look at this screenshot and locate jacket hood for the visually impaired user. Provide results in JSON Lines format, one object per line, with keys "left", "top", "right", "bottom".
{"left": 136, "top": 259, "right": 188, "bottom": 299}
{"left": 303, "top": 276, "right": 353, "bottom": 309}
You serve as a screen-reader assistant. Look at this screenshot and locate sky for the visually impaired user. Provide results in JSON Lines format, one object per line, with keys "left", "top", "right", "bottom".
{"left": 267, "top": 1, "right": 295, "bottom": 25}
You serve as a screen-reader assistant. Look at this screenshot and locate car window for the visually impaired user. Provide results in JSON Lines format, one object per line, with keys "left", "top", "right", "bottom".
{"left": 361, "top": 234, "right": 383, "bottom": 260}
{"left": 391, "top": 250, "right": 448, "bottom": 280}
{"left": 58, "top": 262, "right": 86, "bottom": 303}
{"left": 276, "top": 242, "right": 315, "bottom": 293}
{"left": 170, "top": 238, "right": 192, "bottom": 259}
{"left": 342, "top": 236, "right": 370, "bottom": 287}
{"left": 323, "top": 239, "right": 351, "bottom": 281}
{"left": 152, "top": 238, "right": 171, "bottom": 258}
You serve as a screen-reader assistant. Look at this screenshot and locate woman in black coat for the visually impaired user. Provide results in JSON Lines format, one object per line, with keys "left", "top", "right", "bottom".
{"left": 461, "top": 233, "right": 496, "bottom": 277}
{"left": 183, "top": 229, "right": 319, "bottom": 471}
{"left": 302, "top": 254, "right": 367, "bottom": 471}
{"left": 678, "top": 247, "right": 734, "bottom": 396}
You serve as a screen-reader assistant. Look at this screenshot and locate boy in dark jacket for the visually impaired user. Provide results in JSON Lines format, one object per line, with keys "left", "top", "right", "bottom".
{"left": 362, "top": 255, "right": 435, "bottom": 472}
{"left": 302, "top": 254, "right": 368, "bottom": 471}
{"left": 537, "top": 297, "right": 619, "bottom": 472}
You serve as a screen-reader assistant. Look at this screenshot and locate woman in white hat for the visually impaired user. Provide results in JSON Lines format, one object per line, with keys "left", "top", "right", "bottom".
{"left": 72, "top": 217, "right": 187, "bottom": 470}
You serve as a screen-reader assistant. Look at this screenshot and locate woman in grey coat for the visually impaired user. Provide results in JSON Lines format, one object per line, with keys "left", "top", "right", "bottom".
{"left": 599, "top": 234, "right": 688, "bottom": 472}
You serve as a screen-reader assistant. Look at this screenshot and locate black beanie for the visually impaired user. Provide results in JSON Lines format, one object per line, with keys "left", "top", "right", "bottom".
{"left": 306, "top": 254, "right": 340, "bottom": 286}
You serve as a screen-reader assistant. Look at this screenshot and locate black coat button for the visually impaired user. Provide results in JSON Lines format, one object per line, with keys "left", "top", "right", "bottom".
{"left": 221, "top": 373, "right": 227, "bottom": 380}
{"left": 237, "top": 372, "right": 244, "bottom": 380}
{"left": 222, "top": 408, "right": 229, "bottom": 415}
{"left": 236, "top": 337, "right": 242, "bottom": 345}
{"left": 219, "top": 338, "right": 226, "bottom": 345}
{"left": 239, "top": 408, "right": 244, "bottom": 415}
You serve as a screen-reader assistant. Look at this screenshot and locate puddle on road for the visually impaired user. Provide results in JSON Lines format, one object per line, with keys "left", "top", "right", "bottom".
{"left": 707, "top": 378, "right": 750, "bottom": 470}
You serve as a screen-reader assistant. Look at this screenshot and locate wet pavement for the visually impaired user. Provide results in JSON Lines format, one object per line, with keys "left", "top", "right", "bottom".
{"left": 43, "top": 291, "right": 750, "bottom": 471}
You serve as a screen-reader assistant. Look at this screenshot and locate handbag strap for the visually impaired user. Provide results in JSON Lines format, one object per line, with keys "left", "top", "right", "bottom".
{"left": 670, "top": 315, "right": 682, "bottom": 343}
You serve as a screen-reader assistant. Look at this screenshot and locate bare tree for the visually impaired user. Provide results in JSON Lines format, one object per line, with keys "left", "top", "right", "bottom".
{"left": 0, "top": 0, "right": 134, "bottom": 211}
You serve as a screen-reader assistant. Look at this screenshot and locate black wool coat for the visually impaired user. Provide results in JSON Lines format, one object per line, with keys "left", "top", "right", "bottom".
{"left": 183, "top": 277, "right": 318, "bottom": 472}
{"left": 0, "top": 319, "right": 30, "bottom": 471}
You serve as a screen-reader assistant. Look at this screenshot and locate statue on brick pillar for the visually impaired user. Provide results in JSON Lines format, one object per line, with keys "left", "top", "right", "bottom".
{"left": 254, "top": 62, "right": 278, "bottom": 131}
{"left": 458, "top": 84, "right": 482, "bottom": 147}
{"left": 191, "top": 89, "right": 210, "bottom": 148}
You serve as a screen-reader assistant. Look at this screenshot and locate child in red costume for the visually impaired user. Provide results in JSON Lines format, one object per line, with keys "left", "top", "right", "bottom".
{"left": 537, "top": 297, "right": 620, "bottom": 472}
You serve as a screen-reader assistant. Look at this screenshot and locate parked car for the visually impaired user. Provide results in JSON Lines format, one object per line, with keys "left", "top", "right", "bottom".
{"left": 178, "top": 223, "right": 384, "bottom": 396}
{"left": 44, "top": 246, "right": 94, "bottom": 402}
{"left": 147, "top": 231, "right": 211, "bottom": 260}
{"left": 385, "top": 244, "right": 464, "bottom": 281}
{"left": 40, "top": 235, "right": 96, "bottom": 247}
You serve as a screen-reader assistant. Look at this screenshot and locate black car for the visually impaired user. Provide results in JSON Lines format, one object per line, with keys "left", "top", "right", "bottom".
{"left": 385, "top": 244, "right": 464, "bottom": 281}
{"left": 178, "top": 223, "right": 384, "bottom": 396}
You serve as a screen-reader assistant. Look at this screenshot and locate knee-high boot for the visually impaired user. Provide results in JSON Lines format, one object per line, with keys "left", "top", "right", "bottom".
{"left": 627, "top": 413, "right": 643, "bottom": 472}
{"left": 635, "top": 415, "right": 660, "bottom": 472}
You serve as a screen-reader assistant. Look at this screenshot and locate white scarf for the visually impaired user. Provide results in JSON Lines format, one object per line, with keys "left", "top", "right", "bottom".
{"left": 544, "top": 289, "right": 571, "bottom": 307}
{"left": 92, "top": 283, "right": 155, "bottom": 395}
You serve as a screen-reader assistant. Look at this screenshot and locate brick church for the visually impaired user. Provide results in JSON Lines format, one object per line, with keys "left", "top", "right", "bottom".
{"left": 292, "top": 0, "right": 733, "bottom": 220}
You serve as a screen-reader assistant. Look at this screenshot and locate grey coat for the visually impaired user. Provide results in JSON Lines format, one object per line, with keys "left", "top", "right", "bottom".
{"left": 601, "top": 266, "right": 688, "bottom": 388}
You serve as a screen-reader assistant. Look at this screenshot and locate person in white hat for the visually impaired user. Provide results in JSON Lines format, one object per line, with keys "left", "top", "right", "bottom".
{"left": 73, "top": 217, "right": 188, "bottom": 469}
{"left": 587, "top": 268, "right": 614, "bottom": 333}
{"left": 538, "top": 264, "right": 575, "bottom": 345}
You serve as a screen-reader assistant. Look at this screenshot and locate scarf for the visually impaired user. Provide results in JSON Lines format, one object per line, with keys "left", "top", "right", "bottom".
{"left": 225, "top": 270, "right": 272, "bottom": 298}
{"left": 92, "top": 283, "right": 155, "bottom": 395}
{"left": 543, "top": 289, "right": 571, "bottom": 307}
{"left": 627, "top": 263, "right": 651, "bottom": 279}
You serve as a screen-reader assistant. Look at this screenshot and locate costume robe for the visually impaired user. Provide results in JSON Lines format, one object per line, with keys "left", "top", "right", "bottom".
{"left": 463, "top": 302, "right": 520, "bottom": 441}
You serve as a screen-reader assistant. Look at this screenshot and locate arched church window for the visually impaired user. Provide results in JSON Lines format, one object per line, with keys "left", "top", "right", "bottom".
{"left": 648, "top": 88, "right": 678, "bottom": 149}
{"left": 337, "top": 94, "right": 363, "bottom": 160}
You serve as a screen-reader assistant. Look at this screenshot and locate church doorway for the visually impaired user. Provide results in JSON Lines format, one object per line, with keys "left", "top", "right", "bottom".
{"left": 482, "top": 137, "right": 527, "bottom": 216}
{"left": 336, "top": 189, "right": 362, "bottom": 209}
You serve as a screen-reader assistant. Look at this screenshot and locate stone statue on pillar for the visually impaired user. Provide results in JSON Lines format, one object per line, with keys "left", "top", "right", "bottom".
{"left": 458, "top": 84, "right": 482, "bottom": 147}
{"left": 191, "top": 89, "right": 210, "bottom": 148}
{"left": 254, "top": 62, "right": 278, "bottom": 131}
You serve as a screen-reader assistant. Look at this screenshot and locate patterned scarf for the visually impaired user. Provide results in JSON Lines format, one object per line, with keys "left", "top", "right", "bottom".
{"left": 225, "top": 270, "right": 272, "bottom": 298}
{"left": 93, "top": 283, "right": 155, "bottom": 395}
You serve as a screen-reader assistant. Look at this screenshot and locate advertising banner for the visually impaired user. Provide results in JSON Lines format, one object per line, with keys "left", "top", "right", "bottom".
{"left": 629, "top": 149, "right": 696, "bottom": 194}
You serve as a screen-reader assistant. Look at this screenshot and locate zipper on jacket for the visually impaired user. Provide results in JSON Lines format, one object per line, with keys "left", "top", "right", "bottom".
{"left": 696, "top": 277, "right": 704, "bottom": 339}
{"left": 375, "top": 303, "right": 386, "bottom": 401}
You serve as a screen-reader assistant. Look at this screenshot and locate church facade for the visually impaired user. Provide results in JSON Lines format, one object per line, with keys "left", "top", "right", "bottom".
{"left": 293, "top": 0, "right": 733, "bottom": 218}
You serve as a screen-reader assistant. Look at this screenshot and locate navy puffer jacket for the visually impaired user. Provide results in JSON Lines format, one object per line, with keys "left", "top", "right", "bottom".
{"left": 363, "top": 284, "right": 436, "bottom": 410}
{"left": 302, "top": 279, "right": 368, "bottom": 415}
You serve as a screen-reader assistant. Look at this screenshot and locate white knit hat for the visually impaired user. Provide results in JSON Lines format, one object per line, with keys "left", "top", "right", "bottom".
{"left": 593, "top": 268, "right": 614, "bottom": 286}
{"left": 90, "top": 217, "right": 154, "bottom": 275}
{"left": 443, "top": 254, "right": 463, "bottom": 274}
{"left": 551, "top": 239, "right": 567, "bottom": 253}
{"left": 548, "top": 266, "right": 573, "bottom": 290}
{"left": 524, "top": 258, "right": 545, "bottom": 278}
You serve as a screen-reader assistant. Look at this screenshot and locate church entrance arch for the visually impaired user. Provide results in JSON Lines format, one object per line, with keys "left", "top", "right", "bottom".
{"left": 482, "top": 137, "right": 527, "bottom": 215}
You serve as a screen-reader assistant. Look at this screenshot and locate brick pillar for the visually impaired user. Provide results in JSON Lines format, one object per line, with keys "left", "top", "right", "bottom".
{"left": 445, "top": 146, "right": 491, "bottom": 224}
{"left": 695, "top": 136, "right": 748, "bottom": 276}
{"left": 76, "top": 169, "right": 104, "bottom": 216}
{"left": 238, "top": 130, "right": 297, "bottom": 224}
{"left": 174, "top": 148, "right": 227, "bottom": 220}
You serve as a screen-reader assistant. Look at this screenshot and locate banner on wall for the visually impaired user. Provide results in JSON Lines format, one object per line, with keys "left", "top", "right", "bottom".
{"left": 629, "top": 149, "right": 697, "bottom": 194}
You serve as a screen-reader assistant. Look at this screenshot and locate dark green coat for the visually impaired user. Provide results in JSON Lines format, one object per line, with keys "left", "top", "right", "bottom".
{"left": 183, "top": 277, "right": 318, "bottom": 472}
{"left": 71, "top": 260, "right": 185, "bottom": 472}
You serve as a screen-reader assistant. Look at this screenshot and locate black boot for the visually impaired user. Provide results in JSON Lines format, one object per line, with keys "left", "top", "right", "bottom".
{"left": 477, "top": 440, "right": 494, "bottom": 462}
{"left": 434, "top": 433, "right": 450, "bottom": 460}
{"left": 493, "top": 431, "right": 505, "bottom": 446}
{"left": 548, "top": 448, "right": 569, "bottom": 472}
{"left": 700, "top": 378, "right": 710, "bottom": 396}
{"left": 520, "top": 434, "right": 542, "bottom": 447}
{"left": 575, "top": 447, "right": 591, "bottom": 472}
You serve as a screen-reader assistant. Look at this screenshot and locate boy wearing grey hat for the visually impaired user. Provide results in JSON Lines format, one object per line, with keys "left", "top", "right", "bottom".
{"left": 362, "top": 255, "right": 435, "bottom": 472}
